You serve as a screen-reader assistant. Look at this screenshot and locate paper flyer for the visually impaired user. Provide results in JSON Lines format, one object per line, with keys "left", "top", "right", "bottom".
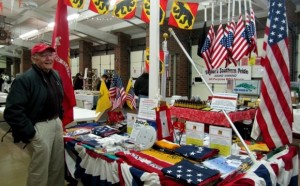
{"left": 185, "top": 121, "right": 205, "bottom": 146}
{"left": 209, "top": 125, "right": 232, "bottom": 156}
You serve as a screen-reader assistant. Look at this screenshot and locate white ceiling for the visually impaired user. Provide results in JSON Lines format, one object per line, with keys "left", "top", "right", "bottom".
{"left": 0, "top": 0, "right": 299, "bottom": 58}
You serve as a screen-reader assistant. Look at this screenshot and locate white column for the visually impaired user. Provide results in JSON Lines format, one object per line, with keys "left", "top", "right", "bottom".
{"left": 149, "top": 0, "right": 160, "bottom": 99}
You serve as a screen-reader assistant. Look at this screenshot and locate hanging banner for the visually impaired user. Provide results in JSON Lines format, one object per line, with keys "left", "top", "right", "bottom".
{"left": 202, "top": 66, "right": 252, "bottom": 84}
{"left": 113, "top": 0, "right": 137, "bottom": 19}
{"left": 64, "top": 0, "right": 86, "bottom": 9}
{"left": 89, "top": 0, "right": 110, "bottom": 14}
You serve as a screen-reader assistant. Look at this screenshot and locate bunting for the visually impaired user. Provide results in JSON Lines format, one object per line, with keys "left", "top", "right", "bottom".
{"left": 113, "top": 0, "right": 137, "bottom": 19}
{"left": 140, "top": 0, "right": 168, "bottom": 25}
{"left": 64, "top": 0, "right": 85, "bottom": 9}
{"left": 89, "top": 0, "right": 110, "bottom": 14}
{"left": 168, "top": 1, "right": 199, "bottom": 30}
{"left": 52, "top": 0, "right": 76, "bottom": 126}
{"left": 125, "top": 78, "right": 136, "bottom": 110}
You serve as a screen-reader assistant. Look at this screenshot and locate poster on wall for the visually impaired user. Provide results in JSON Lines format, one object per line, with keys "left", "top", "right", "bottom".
{"left": 233, "top": 80, "right": 261, "bottom": 95}
{"left": 202, "top": 66, "right": 252, "bottom": 84}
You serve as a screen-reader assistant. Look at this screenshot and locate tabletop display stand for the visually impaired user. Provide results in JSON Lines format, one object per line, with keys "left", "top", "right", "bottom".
{"left": 169, "top": 28, "right": 256, "bottom": 163}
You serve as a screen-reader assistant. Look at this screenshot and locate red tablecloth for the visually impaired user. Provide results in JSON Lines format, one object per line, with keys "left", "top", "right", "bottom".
{"left": 170, "top": 107, "right": 257, "bottom": 127}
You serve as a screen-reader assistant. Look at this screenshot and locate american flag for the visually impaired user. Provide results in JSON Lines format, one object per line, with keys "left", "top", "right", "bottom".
{"left": 251, "top": 0, "right": 293, "bottom": 149}
{"left": 200, "top": 25, "right": 215, "bottom": 71}
{"left": 224, "top": 19, "right": 237, "bottom": 67}
{"left": 197, "top": 21, "right": 207, "bottom": 57}
{"left": 109, "top": 75, "right": 127, "bottom": 110}
{"left": 232, "top": 14, "right": 249, "bottom": 61}
{"left": 249, "top": 9, "right": 258, "bottom": 56}
{"left": 211, "top": 24, "right": 228, "bottom": 69}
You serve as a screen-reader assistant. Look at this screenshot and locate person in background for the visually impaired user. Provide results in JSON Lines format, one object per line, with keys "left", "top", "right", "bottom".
{"left": 4, "top": 43, "right": 65, "bottom": 186}
{"left": 73, "top": 72, "right": 83, "bottom": 90}
{"left": 134, "top": 70, "right": 149, "bottom": 107}
{"left": 96, "top": 74, "right": 111, "bottom": 90}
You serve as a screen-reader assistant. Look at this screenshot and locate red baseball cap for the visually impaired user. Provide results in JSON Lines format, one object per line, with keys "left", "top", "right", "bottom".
{"left": 31, "top": 43, "right": 55, "bottom": 56}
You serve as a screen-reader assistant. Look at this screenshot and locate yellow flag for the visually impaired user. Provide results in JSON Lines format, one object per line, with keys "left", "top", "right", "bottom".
{"left": 96, "top": 80, "right": 112, "bottom": 113}
{"left": 125, "top": 78, "right": 136, "bottom": 110}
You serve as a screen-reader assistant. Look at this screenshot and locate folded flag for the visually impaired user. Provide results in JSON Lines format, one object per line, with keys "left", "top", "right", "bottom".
{"left": 162, "top": 159, "right": 220, "bottom": 185}
{"left": 174, "top": 145, "right": 219, "bottom": 161}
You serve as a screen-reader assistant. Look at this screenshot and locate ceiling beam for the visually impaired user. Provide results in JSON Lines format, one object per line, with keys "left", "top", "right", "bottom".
{"left": 70, "top": 23, "right": 118, "bottom": 45}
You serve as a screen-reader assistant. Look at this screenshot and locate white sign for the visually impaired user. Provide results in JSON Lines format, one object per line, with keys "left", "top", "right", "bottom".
{"left": 185, "top": 121, "right": 205, "bottom": 146}
{"left": 138, "top": 98, "right": 159, "bottom": 121}
{"left": 127, "top": 113, "right": 138, "bottom": 135}
{"left": 209, "top": 125, "right": 232, "bottom": 156}
{"left": 211, "top": 93, "right": 238, "bottom": 111}
{"left": 202, "top": 66, "right": 252, "bottom": 84}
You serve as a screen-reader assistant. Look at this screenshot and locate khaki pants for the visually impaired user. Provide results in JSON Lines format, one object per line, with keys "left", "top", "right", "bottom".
{"left": 26, "top": 118, "right": 64, "bottom": 186}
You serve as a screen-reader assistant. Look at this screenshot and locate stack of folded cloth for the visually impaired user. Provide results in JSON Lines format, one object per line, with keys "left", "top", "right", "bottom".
{"left": 91, "top": 125, "right": 120, "bottom": 137}
{"left": 161, "top": 159, "right": 221, "bottom": 186}
{"left": 153, "top": 139, "right": 181, "bottom": 153}
{"left": 173, "top": 145, "right": 219, "bottom": 161}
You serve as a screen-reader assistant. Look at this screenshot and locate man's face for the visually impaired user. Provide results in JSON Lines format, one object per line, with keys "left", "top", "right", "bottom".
{"left": 32, "top": 50, "right": 54, "bottom": 72}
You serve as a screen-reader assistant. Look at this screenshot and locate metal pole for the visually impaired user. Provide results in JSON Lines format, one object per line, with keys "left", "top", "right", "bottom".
{"left": 169, "top": 27, "right": 257, "bottom": 163}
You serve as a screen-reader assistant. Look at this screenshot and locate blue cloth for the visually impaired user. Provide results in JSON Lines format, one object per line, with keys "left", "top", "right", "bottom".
{"left": 162, "top": 159, "right": 220, "bottom": 185}
{"left": 173, "top": 145, "right": 219, "bottom": 161}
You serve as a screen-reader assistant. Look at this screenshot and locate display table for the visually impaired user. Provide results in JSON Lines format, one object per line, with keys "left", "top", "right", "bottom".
{"left": 65, "top": 138, "right": 298, "bottom": 186}
{"left": 170, "top": 107, "right": 257, "bottom": 127}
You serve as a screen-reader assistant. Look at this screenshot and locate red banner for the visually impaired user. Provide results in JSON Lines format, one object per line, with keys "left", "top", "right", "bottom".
{"left": 141, "top": 0, "right": 168, "bottom": 25}
{"left": 52, "top": 0, "right": 76, "bottom": 127}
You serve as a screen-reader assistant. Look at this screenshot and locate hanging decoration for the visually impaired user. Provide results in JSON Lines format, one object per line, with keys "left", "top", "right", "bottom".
{"left": 159, "top": 50, "right": 165, "bottom": 74}
{"left": 64, "top": 0, "right": 86, "bottom": 9}
{"left": 89, "top": 0, "right": 110, "bottom": 14}
{"left": 145, "top": 47, "right": 149, "bottom": 73}
{"left": 168, "top": 1, "right": 199, "bottom": 30}
{"left": 140, "top": 0, "right": 168, "bottom": 25}
{"left": 112, "top": 0, "right": 137, "bottom": 19}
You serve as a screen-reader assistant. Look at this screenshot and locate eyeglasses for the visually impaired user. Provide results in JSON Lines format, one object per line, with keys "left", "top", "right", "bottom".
{"left": 38, "top": 52, "right": 54, "bottom": 58}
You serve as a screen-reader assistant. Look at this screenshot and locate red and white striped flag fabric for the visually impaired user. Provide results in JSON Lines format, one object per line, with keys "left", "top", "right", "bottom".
{"left": 249, "top": 9, "right": 258, "bottom": 56}
{"left": 251, "top": 0, "right": 293, "bottom": 150}
{"left": 232, "top": 14, "right": 249, "bottom": 61}
{"left": 211, "top": 24, "right": 228, "bottom": 69}
{"left": 200, "top": 25, "right": 215, "bottom": 71}
{"left": 109, "top": 75, "right": 127, "bottom": 110}
{"left": 224, "top": 19, "right": 237, "bottom": 67}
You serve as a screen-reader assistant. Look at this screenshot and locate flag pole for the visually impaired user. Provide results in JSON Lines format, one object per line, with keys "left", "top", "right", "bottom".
{"left": 169, "top": 27, "right": 257, "bottom": 163}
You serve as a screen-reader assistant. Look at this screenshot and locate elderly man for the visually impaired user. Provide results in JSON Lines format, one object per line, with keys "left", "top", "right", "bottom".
{"left": 4, "top": 43, "right": 65, "bottom": 186}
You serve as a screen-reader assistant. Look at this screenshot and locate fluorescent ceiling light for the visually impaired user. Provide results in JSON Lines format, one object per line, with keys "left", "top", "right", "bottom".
{"left": 67, "top": 13, "right": 79, "bottom": 21}
{"left": 19, "top": 29, "right": 38, "bottom": 39}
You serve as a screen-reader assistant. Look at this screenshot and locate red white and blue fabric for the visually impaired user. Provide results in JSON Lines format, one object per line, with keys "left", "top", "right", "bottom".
{"left": 109, "top": 75, "right": 126, "bottom": 110}
{"left": 224, "top": 19, "right": 237, "bottom": 67}
{"left": 232, "top": 14, "right": 249, "bottom": 61}
{"left": 251, "top": 0, "right": 293, "bottom": 149}
{"left": 116, "top": 150, "right": 183, "bottom": 186}
{"left": 200, "top": 25, "right": 215, "bottom": 71}
{"left": 91, "top": 126, "right": 120, "bottom": 137}
{"left": 119, "top": 162, "right": 160, "bottom": 185}
{"left": 156, "top": 105, "right": 174, "bottom": 142}
{"left": 223, "top": 146, "right": 298, "bottom": 186}
{"left": 211, "top": 24, "right": 228, "bottom": 69}
{"left": 161, "top": 159, "right": 220, "bottom": 185}
{"left": 126, "top": 85, "right": 136, "bottom": 109}
{"left": 248, "top": 9, "right": 258, "bottom": 56}
{"left": 173, "top": 145, "right": 219, "bottom": 161}
{"left": 65, "top": 141, "right": 120, "bottom": 186}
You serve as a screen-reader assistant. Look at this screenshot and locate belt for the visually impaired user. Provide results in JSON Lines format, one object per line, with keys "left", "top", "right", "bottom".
{"left": 36, "top": 115, "right": 58, "bottom": 123}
